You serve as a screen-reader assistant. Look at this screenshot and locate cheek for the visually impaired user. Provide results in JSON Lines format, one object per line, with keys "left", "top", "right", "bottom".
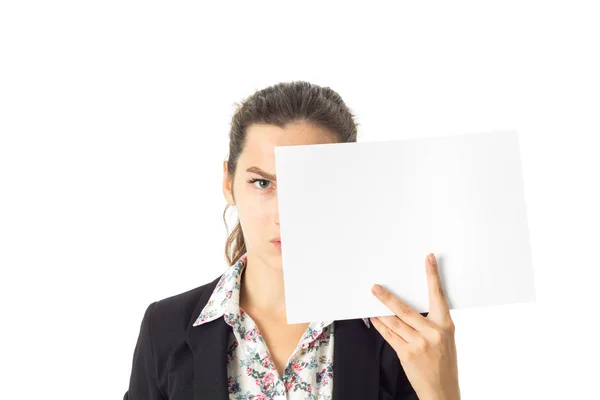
{"left": 237, "top": 195, "right": 272, "bottom": 241}
{"left": 238, "top": 207, "right": 270, "bottom": 249}
{"left": 236, "top": 185, "right": 275, "bottom": 216}
{"left": 238, "top": 204, "right": 270, "bottom": 229}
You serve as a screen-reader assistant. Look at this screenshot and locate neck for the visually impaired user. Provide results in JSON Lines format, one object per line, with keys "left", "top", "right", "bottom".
{"left": 239, "top": 251, "right": 287, "bottom": 320}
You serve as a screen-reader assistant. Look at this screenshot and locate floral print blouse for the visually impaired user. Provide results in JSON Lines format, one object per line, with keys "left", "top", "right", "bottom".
{"left": 192, "top": 252, "right": 370, "bottom": 399}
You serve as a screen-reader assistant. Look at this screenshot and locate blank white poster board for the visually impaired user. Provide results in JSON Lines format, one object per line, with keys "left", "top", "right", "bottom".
{"left": 274, "top": 130, "right": 535, "bottom": 324}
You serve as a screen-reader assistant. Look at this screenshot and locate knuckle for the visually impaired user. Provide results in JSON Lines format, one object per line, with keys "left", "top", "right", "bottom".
{"left": 401, "top": 302, "right": 412, "bottom": 314}
{"left": 430, "top": 328, "right": 443, "bottom": 344}
{"left": 405, "top": 349, "right": 418, "bottom": 361}
{"left": 411, "top": 338, "right": 427, "bottom": 354}
{"left": 446, "top": 320, "right": 456, "bottom": 333}
{"left": 385, "top": 326, "right": 395, "bottom": 339}
{"left": 396, "top": 301, "right": 411, "bottom": 316}
{"left": 389, "top": 317, "right": 403, "bottom": 332}
{"left": 441, "top": 315, "right": 456, "bottom": 333}
{"left": 437, "top": 285, "right": 445, "bottom": 297}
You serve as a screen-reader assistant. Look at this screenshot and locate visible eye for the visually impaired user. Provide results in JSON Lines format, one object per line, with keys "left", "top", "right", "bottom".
{"left": 247, "top": 178, "right": 272, "bottom": 190}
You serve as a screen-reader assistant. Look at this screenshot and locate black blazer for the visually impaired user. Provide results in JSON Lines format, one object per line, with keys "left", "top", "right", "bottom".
{"left": 124, "top": 274, "right": 421, "bottom": 399}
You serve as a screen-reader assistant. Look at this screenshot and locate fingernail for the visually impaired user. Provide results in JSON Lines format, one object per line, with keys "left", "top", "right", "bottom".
{"left": 372, "top": 284, "right": 384, "bottom": 295}
{"left": 429, "top": 253, "right": 437, "bottom": 265}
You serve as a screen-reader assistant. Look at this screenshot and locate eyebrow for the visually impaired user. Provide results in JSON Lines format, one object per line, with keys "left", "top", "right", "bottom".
{"left": 246, "top": 166, "right": 277, "bottom": 181}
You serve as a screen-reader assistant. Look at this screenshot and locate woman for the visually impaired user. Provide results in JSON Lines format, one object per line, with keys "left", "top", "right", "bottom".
{"left": 124, "top": 81, "right": 460, "bottom": 399}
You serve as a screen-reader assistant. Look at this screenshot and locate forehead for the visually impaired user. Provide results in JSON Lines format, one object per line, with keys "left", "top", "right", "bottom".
{"left": 238, "top": 122, "right": 338, "bottom": 167}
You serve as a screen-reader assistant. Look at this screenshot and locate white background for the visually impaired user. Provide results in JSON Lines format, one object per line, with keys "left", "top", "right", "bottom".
{"left": 1, "top": 1, "right": 598, "bottom": 399}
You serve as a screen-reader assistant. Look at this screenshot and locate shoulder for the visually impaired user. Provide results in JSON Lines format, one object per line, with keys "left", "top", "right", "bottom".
{"left": 142, "top": 274, "right": 222, "bottom": 348}
{"left": 151, "top": 274, "right": 222, "bottom": 325}
{"left": 126, "top": 274, "right": 224, "bottom": 397}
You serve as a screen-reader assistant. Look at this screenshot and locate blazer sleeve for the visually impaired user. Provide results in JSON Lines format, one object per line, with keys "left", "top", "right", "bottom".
{"left": 124, "top": 301, "right": 167, "bottom": 400}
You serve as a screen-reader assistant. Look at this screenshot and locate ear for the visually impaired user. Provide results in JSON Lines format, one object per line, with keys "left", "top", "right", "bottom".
{"left": 222, "top": 160, "right": 235, "bottom": 206}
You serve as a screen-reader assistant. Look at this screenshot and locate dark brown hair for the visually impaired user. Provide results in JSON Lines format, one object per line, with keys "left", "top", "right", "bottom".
{"left": 223, "top": 81, "right": 360, "bottom": 266}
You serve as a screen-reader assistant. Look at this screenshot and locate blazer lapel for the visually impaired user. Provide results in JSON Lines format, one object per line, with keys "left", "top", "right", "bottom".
{"left": 333, "top": 318, "right": 384, "bottom": 399}
{"left": 184, "top": 275, "right": 230, "bottom": 400}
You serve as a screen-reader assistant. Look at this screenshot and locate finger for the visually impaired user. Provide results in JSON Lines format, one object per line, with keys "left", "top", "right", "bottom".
{"left": 426, "top": 253, "right": 450, "bottom": 315}
{"left": 370, "top": 317, "right": 407, "bottom": 355}
{"left": 374, "top": 314, "right": 420, "bottom": 344}
{"left": 371, "top": 284, "right": 431, "bottom": 332}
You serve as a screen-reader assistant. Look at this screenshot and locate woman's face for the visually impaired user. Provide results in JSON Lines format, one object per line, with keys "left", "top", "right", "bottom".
{"left": 223, "top": 121, "right": 338, "bottom": 268}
